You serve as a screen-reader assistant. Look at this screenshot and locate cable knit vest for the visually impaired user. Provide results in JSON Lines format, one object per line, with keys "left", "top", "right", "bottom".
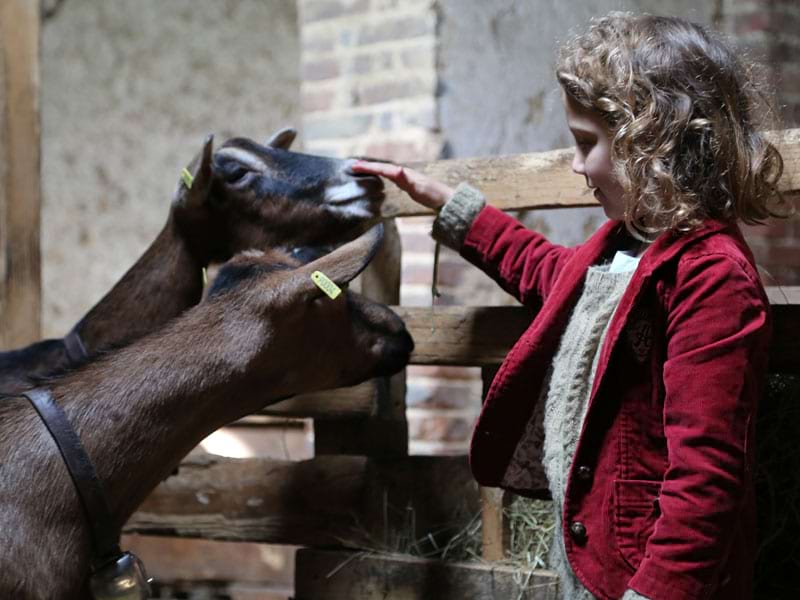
{"left": 504, "top": 266, "right": 636, "bottom": 600}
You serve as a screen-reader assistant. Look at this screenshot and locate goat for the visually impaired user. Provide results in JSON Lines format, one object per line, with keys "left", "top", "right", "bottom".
{"left": 0, "top": 223, "right": 413, "bottom": 598}
{"left": 0, "top": 128, "right": 384, "bottom": 393}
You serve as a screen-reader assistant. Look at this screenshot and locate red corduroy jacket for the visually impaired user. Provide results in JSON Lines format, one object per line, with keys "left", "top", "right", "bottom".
{"left": 461, "top": 206, "right": 770, "bottom": 600}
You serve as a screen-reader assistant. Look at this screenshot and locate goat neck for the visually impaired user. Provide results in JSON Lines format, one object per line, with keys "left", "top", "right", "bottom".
{"left": 73, "top": 212, "right": 205, "bottom": 356}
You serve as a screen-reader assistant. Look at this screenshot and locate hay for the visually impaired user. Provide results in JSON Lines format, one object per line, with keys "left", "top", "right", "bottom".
{"left": 503, "top": 496, "right": 555, "bottom": 570}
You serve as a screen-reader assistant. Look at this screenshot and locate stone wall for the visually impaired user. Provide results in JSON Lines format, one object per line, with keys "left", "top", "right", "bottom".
{"left": 41, "top": 0, "right": 300, "bottom": 338}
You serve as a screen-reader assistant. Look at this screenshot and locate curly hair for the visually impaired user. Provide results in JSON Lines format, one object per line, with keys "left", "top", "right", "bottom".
{"left": 556, "top": 12, "right": 789, "bottom": 237}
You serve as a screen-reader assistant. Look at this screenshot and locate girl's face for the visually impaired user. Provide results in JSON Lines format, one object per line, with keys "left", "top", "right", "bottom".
{"left": 563, "top": 93, "right": 625, "bottom": 220}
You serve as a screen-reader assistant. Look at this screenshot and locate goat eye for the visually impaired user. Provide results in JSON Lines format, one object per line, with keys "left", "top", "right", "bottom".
{"left": 223, "top": 164, "right": 252, "bottom": 185}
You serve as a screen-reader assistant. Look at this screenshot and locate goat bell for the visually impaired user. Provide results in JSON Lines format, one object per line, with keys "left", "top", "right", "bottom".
{"left": 89, "top": 552, "right": 153, "bottom": 600}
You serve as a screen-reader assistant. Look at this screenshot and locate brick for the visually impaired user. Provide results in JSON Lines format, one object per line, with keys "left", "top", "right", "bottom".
{"left": 779, "top": 66, "right": 800, "bottom": 96}
{"left": 358, "top": 77, "right": 431, "bottom": 105}
{"left": 301, "top": 31, "right": 337, "bottom": 54}
{"left": 400, "top": 44, "right": 434, "bottom": 70}
{"left": 302, "top": 58, "right": 340, "bottom": 81}
{"left": 363, "top": 140, "right": 426, "bottom": 162}
{"left": 733, "top": 12, "right": 771, "bottom": 34}
{"left": 301, "top": 88, "right": 337, "bottom": 113}
{"left": 303, "top": 113, "right": 372, "bottom": 140}
{"left": 407, "top": 413, "right": 474, "bottom": 442}
{"left": 397, "top": 104, "right": 438, "bottom": 130}
{"left": 348, "top": 53, "right": 373, "bottom": 75}
{"left": 742, "top": 220, "right": 791, "bottom": 240}
{"left": 357, "top": 15, "right": 434, "bottom": 46}
{"left": 772, "top": 38, "right": 800, "bottom": 63}
{"left": 300, "top": 0, "right": 369, "bottom": 24}
{"left": 406, "top": 381, "right": 480, "bottom": 410}
{"left": 408, "top": 365, "right": 481, "bottom": 380}
{"left": 766, "top": 242, "right": 800, "bottom": 267}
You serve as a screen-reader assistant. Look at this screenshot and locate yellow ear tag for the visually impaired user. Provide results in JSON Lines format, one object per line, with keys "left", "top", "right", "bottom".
{"left": 180, "top": 168, "right": 194, "bottom": 189}
{"left": 311, "top": 271, "right": 342, "bottom": 300}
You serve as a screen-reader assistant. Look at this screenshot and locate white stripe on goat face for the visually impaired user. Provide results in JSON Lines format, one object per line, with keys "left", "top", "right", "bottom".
{"left": 215, "top": 147, "right": 267, "bottom": 172}
{"left": 324, "top": 181, "right": 374, "bottom": 218}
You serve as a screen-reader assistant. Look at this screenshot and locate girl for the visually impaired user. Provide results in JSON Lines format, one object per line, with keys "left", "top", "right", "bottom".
{"left": 354, "top": 12, "right": 787, "bottom": 600}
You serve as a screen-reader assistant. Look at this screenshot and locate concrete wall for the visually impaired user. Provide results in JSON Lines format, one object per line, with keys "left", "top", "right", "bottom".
{"left": 41, "top": 0, "right": 300, "bottom": 337}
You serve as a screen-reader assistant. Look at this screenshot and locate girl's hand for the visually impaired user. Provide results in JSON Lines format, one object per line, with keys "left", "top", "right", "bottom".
{"left": 352, "top": 160, "right": 455, "bottom": 211}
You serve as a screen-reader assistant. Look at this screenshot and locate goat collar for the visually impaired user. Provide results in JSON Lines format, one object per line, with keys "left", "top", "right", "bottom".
{"left": 64, "top": 329, "right": 89, "bottom": 366}
{"left": 21, "top": 388, "right": 152, "bottom": 596}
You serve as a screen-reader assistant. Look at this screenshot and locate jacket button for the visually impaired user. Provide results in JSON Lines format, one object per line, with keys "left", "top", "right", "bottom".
{"left": 569, "top": 521, "right": 587, "bottom": 544}
{"left": 576, "top": 465, "right": 592, "bottom": 482}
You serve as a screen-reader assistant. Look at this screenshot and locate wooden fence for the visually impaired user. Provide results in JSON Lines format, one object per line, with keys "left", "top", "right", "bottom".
{"left": 123, "top": 128, "right": 800, "bottom": 599}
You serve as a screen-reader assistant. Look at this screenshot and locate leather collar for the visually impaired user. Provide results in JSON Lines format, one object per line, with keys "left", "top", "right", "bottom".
{"left": 21, "top": 388, "right": 122, "bottom": 571}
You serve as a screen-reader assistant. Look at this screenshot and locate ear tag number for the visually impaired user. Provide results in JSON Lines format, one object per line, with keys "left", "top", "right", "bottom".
{"left": 311, "top": 271, "right": 342, "bottom": 300}
{"left": 181, "top": 168, "right": 194, "bottom": 189}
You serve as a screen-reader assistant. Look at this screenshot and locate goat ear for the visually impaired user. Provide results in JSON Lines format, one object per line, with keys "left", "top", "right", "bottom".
{"left": 174, "top": 134, "right": 214, "bottom": 209}
{"left": 300, "top": 223, "right": 384, "bottom": 293}
{"left": 266, "top": 127, "right": 297, "bottom": 150}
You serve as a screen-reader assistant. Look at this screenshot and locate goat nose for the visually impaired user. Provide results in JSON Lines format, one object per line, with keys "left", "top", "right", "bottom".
{"left": 375, "top": 330, "right": 414, "bottom": 377}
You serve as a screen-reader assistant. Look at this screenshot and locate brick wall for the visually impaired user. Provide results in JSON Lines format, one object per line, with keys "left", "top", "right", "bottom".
{"left": 299, "top": 0, "right": 485, "bottom": 455}
{"left": 299, "top": 0, "right": 441, "bottom": 161}
{"left": 725, "top": 0, "right": 800, "bottom": 284}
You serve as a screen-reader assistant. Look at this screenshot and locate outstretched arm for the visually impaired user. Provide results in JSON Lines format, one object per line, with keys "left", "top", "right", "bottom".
{"left": 353, "top": 160, "right": 576, "bottom": 306}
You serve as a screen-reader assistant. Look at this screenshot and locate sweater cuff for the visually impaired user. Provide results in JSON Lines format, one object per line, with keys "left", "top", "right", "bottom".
{"left": 622, "top": 589, "right": 651, "bottom": 600}
{"left": 431, "top": 182, "right": 486, "bottom": 251}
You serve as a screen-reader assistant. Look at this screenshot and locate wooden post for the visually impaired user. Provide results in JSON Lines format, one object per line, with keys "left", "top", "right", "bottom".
{"left": 314, "top": 219, "right": 408, "bottom": 457}
{"left": 479, "top": 365, "right": 512, "bottom": 561}
{"left": 0, "top": 0, "right": 41, "bottom": 349}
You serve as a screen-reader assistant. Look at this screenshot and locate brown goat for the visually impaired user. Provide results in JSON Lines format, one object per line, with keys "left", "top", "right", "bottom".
{"left": 0, "top": 224, "right": 413, "bottom": 598}
{"left": 0, "top": 128, "right": 384, "bottom": 393}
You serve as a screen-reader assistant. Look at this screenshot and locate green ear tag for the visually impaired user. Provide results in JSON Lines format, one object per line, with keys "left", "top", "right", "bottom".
{"left": 181, "top": 168, "right": 194, "bottom": 189}
{"left": 311, "top": 271, "right": 342, "bottom": 300}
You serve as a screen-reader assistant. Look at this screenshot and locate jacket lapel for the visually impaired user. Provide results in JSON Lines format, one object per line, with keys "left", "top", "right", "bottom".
{"left": 471, "top": 220, "right": 623, "bottom": 484}
{"left": 588, "top": 220, "right": 729, "bottom": 401}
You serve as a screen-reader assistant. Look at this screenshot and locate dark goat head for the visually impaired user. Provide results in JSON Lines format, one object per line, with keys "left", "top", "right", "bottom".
{"left": 205, "top": 222, "right": 413, "bottom": 403}
{"left": 172, "top": 128, "right": 385, "bottom": 264}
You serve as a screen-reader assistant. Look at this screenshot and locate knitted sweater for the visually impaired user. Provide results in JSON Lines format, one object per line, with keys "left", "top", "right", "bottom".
{"left": 541, "top": 266, "right": 635, "bottom": 600}
{"left": 433, "top": 184, "right": 649, "bottom": 600}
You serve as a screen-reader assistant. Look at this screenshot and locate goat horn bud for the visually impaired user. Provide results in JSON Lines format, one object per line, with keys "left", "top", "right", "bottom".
{"left": 266, "top": 127, "right": 297, "bottom": 150}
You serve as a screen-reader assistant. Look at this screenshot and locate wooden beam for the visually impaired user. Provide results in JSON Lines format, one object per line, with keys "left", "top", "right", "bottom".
{"left": 293, "top": 548, "right": 559, "bottom": 600}
{"left": 395, "top": 305, "right": 536, "bottom": 367}
{"left": 260, "top": 380, "right": 378, "bottom": 419}
{"left": 125, "top": 453, "right": 483, "bottom": 548}
{"left": 396, "top": 300, "right": 800, "bottom": 371}
{"left": 255, "top": 292, "right": 800, "bottom": 422}
{"left": 0, "top": 0, "right": 41, "bottom": 349}
{"left": 381, "top": 128, "right": 800, "bottom": 217}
